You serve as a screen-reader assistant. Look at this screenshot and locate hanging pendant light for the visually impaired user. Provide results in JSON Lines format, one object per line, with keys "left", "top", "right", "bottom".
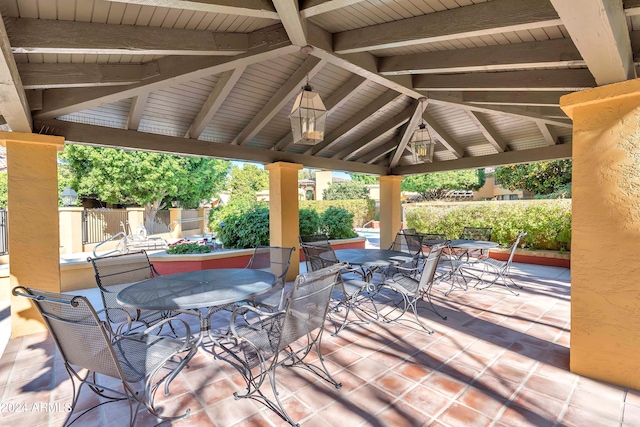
{"left": 411, "top": 97, "right": 435, "bottom": 163}
{"left": 289, "top": 46, "right": 327, "bottom": 145}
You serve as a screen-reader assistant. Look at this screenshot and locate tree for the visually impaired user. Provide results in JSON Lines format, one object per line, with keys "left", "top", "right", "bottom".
{"left": 350, "top": 174, "right": 378, "bottom": 184}
{"left": 298, "top": 168, "right": 316, "bottom": 180}
{"left": 323, "top": 180, "right": 370, "bottom": 200}
{"left": 227, "top": 164, "right": 269, "bottom": 209}
{"left": 401, "top": 169, "right": 486, "bottom": 200}
{"left": 60, "top": 145, "right": 230, "bottom": 231}
{"left": 494, "top": 160, "right": 572, "bottom": 195}
{"left": 0, "top": 172, "right": 6, "bottom": 209}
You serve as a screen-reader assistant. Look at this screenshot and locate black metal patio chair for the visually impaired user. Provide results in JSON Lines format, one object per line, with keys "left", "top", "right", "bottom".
{"left": 245, "top": 245, "right": 295, "bottom": 311}
{"left": 476, "top": 231, "right": 528, "bottom": 295}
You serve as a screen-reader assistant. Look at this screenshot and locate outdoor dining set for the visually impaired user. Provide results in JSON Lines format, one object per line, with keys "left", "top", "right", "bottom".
{"left": 12, "top": 226, "right": 527, "bottom": 427}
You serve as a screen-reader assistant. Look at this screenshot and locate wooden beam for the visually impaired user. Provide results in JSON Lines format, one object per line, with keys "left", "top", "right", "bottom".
{"left": 457, "top": 91, "right": 567, "bottom": 106}
{"left": 272, "top": 0, "right": 307, "bottom": 46}
{"left": 38, "top": 119, "right": 389, "bottom": 175}
{"left": 413, "top": 69, "right": 596, "bottom": 91}
{"left": 185, "top": 67, "right": 246, "bottom": 139}
{"left": 333, "top": 0, "right": 561, "bottom": 54}
{"left": 426, "top": 93, "right": 574, "bottom": 128}
{"left": 422, "top": 113, "right": 464, "bottom": 159}
{"left": 379, "top": 38, "right": 583, "bottom": 75}
{"left": 393, "top": 143, "right": 572, "bottom": 175}
{"left": 625, "top": 0, "right": 640, "bottom": 16}
{"left": 333, "top": 106, "right": 413, "bottom": 160}
{"left": 103, "top": 0, "right": 279, "bottom": 19}
{"left": 0, "top": 17, "right": 31, "bottom": 132}
{"left": 306, "top": 89, "right": 403, "bottom": 155}
{"left": 468, "top": 111, "right": 508, "bottom": 153}
{"left": 35, "top": 27, "right": 296, "bottom": 120}
{"left": 300, "top": 0, "right": 368, "bottom": 18}
{"left": 8, "top": 18, "right": 249, "bottom": 56}
{"left": 274, "top": 74, "right": 366, "bottom": 151}
{"left": 232, "top": 57, "right": 325, "bottom": 145}
{"left": 550, "top": 0, "right": 635, "bottom": 85}
{"left": 26, "top": 90, "right": 42, "bottom": 111}
{"left": 389, "top": 100, "right": 424, "bottom": 168}
{"left": 126, "top": 93, "right": 149, "bottom": 131}
{"left": 18, "top": 62, "right": 160, "bottom": 89}
{"left": 537, "top": 122, "right": 559, "bottom": 146}
{"left": 356, "top": 136, "right": 400, "bottom": 164}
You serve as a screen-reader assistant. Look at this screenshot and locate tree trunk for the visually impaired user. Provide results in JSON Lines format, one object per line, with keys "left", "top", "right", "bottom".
{"left": 143, "top": 199, "right": 163, "bottom": 234}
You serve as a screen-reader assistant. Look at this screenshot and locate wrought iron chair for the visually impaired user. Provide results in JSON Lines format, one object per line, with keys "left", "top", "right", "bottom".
{"left": 215, "top": 264, "right": 343, "bottom": 426}
{"left": 12, "top": 286, "right": 197, "bottom": 427}
{"left": 299, "top": 233, "right": 330, "bottom": 244}
{"left": 376, "top": 242, "right": 448, "bottom": 333}
{"left": 457, "top": 226, "right": 493, "bottom": 260}
{"left": 300, "top": 242, "right": 373, "bottom": 335}
{"left": 386, "top": 232, "right": 423, "bottom": 278}
{"left": 401, "top": 228, "right": 417, "bottom": 235}
{"left": 245, "top": 246, "right": 295, "bottom": 311}
{"left": 87, "top": 250, "right": 173, "bottom": 328}
{"left": 476, "top": 231, "right": 527, "bottom": 295}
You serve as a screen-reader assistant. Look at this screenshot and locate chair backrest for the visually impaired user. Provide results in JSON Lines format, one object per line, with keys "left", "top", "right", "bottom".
{"left": 299, "top": 234, "right": 330, "bottom": 244}
{"left": 506, "top": 231, "right": 527, "bottom": 265}
{"left": 300, "top": 242, "right": 335, "bottom": 272}
{"left": 459, "top": 227, "right": 492, "bottom": 241}
{"left": 420, "top": 233, "right": 446, "bottom": 241}
{"left": 247, "top": 246, "right": 294, "bottom": 283}
{"left": 401, "top": 228, "right": 417, "bottom": 235}
{"left": 277, "top": 264, "right": 342, "bottom": 353}
{"left": 13, "top": 286, "right": 126, "bottom": 381}
{"left": 87, "top": 250, "right": 158, "bottom": 323}
{"left": 416, "top": 242, "right": 448, "bottom": 293}
{"left": 390, "top": 232, "right": 422, "bottom": 256}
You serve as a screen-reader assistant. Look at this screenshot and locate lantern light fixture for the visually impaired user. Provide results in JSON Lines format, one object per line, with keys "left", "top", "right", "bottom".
{"left": 289, "top": 46, "right": 327, "bottom": 145}
{"left": 60, "top": 187, "right": 78, "bottom": 206}
{"left": 411, "top": 98, "right": 435, "bottom": 163}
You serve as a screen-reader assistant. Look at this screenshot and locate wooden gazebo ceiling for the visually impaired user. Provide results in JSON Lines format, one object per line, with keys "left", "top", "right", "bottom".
{"left": 1, "top": 0, "right": 638, "bottom": 175}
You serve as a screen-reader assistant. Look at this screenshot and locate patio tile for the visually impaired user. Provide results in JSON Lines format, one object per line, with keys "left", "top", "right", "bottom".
{"left": 626, "top": 389, "right": 640, "bottom": 405}
{"left": 560, "top": 404, "right": 621, "bottom": 426}
{"left": 315, "top": 397, "right": 373, "bottom": 426}
{"left": 204, "top": 395, "right": 263, "bottom": 427}
{"left": 437, "top": 402, "right": 492, "bottom": 427}
{"left": 521, "top": 374, "right": 573, "bottom": 402}
{"left": 470, "top": 373, "right": 521, "bottom": 400}
{"left": 344, "top": 383, "right": 395, "bottom": 414}
{"left": 622, "top": 402, "right": 640, "bottom": 426}
{"left": 421, "top": 370, "right": 467, "bottom": 398}
{"left": 456, "top": 386, "right": 507, "bottom": 419}
{"left": 568, "top": 388, "right": 623, "bottom": 418}
{"left": 495, "top": 403, "right": 556, "bottom": 427}
{"left": 402, "top": 384, "right": 451, "bottom": 415}
{"left": 345, "top": 357, "right": 388, "bottom": 382}
{"left": 376, "top": 401, "right": 431, "bottom": 427}
{"left": 375, "top": 371, "right": 416, "bottom": 396}
{"left": 512, "top": 388, "right": 566, "bottom": 421}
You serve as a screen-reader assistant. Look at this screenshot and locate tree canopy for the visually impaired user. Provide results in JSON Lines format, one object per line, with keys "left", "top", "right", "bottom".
{"left": 350, "top": 174, "right": 378, "bottom": 184}
{"left": 323, "top": 180, "right": 370, "bottom": 200}
{"left": 401, "top": 169, "right": 486, "bottom": 200}
{"left": 494, "top": 160, "right": 572, "bottom": 196}
{"left": 0, "top": 172, "right": 6, "bottom": 209}
{"left": 60, "top": 145, "right": 230, "bottom": 230}
{"left": 227, "top": 164, "right": 269, "bottom": 209}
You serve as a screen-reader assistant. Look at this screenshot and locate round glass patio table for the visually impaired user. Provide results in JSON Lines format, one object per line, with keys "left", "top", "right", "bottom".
{"left": 326, "top": 249, "right": 416, "bottom": 282}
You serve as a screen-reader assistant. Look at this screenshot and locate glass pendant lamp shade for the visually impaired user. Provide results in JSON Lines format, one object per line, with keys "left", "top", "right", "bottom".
{"left": 411, "top": 123, "right": 435, "bottom": 163}
{"left": 289, "top": 84, "right": 327, "bottom": 145}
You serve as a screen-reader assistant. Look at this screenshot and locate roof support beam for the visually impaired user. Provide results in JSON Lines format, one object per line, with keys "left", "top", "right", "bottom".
{"left": 389, "top": 99, "right": 425, "bottom": 168}
{"left": 232, "top": 56, "right": 325, "bottom": 145}
{"left": 625, "top": 0, "right": 640, "bottom": 15}
{"left": 422, "top": 113, "right": 464, "bottom": 159}
{"left": 356, "top": 136, "right": 401, "bottom": 164}
{"left": 457, "top": 91, "right": 567, "bottom": 106}
{"left": 301, "top": 1, "right": 368, "bottom": 18}
{"left": 125, "top": 93, "right": 149, "bottom": 130}
{"left": 185, "top": 67, "right": 246, "bottom": 139}
{"left": 272, "top": 0, "right": 307, "bottom": 46}
{"left": 0, "top": 16, "right": 31, "bottom": 132}
{"left": 35, "top": 25, "right": 296, "bottom": 120}
{"left": 25, "top": 90, "right": 42, "bottom": 111}
{"left": 7, "top": 18, "right": 249, "bottom": 56}
{"left": 537, "top": 122, "right": 560, "bottom": 145}
{"left": 550, "top": 0, "right": 635, "bottom": 85}
{"left": 38, "top": 119, "right": 389, "bottom": 175}
{"left": 306, "top": 89, "right": 403, "bottom": 155}
{"left": 468, "top": 111, "right": 508, "bottom": 153}
{"left": 333, "top": 106, "right": 413, "bottom": 160}
{"left": 413, "top": 69, "right": 596, "bottom": 91}
{"left": 103, "top": 0, "right": 280, "bottom": 19}
{"left": 333, "top": 0, "right": 561, "bottom": 54}
{"left": 274, "top": 74, "right": 367, "bottom": 151}
{"left": 393, "top": 143, "right": 572, "bottom": 175}
{"left": 379, "top": 38, "right": 583, "bottom": 75}
{"left": 18, "top": 62, "right": 160, "bottom": 89}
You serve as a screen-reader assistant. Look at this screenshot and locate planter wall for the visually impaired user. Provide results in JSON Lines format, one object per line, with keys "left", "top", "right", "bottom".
{"left": 488, "top": 249, "right": 570, "bottom": 268}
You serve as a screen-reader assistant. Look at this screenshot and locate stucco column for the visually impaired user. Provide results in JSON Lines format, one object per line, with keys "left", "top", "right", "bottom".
{"left": 0, "top": 132, "right": 65, "bottom": 338}
{"left": 265, "top": 162, "right": 302, "bottom": 280}
{"left": 197, "top": 207, "right": 209, "bottom": 233}
{"left": 561, "top": 78, "right": 640, "bottom": 390}
{"left": 126, "top": 207, "right": 145, "bottom": 232}
{"left": 378, "top": 175, "right": 403, "bottom": 249}
{"left": 315, "top": 170, "right": 332, "bottom": 201}
{"left": 59, "top": 207, "right": 84, "bottom": 254}
{"left": 170, "top": 207, "right": 182, "bottom": 238}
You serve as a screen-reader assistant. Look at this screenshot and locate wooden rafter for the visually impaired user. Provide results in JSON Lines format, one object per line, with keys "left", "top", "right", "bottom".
{"left": 389, "top": 100, "right": 425, "bottom": 168}
{"left": 125, "top": 94, "right": 149, "bottom": 131}
{"left": 333, "top": 0, "right": 561, "bottom": 54}
{"left": 422, "top": 113, "right": 464, "bottom": 159}
{"left": 457, "top": 91, "right": 568, "bottom": 107}
{"left": 537, "top": 122, "right": 560, "bottom": 146}
{"left": 272, "top": 0, "right": 307, "bottom": 46}
{"left": 18, "top": 63, "right": 160, "bottom": 89}
{"left": 103, "top": 0, "right": 280, "bottom": 19}
{"left": 0, "top": 16, "right": 31, "bottom": 132}
{"left": 300, "top": 0, "right": 368, "bottom": 18}
{"left": 356, "top": 136, "right": 400, "bottom": 164}
{"left": 468, "top": 111, "right": 508, "bottom": 153}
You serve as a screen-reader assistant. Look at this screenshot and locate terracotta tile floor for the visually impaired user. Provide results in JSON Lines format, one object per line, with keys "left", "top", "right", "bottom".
{"left": 1, "top": 262, "right": 639, "bottom": 427}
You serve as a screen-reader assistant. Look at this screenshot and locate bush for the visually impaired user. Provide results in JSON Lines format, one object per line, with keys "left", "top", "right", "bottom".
{"left": 321, "top": 207, "right": 357, "bottom": 239}
{"left": 405, "top": 200, "right": 571, "bottom": 250}
{"left": 218, "top": 205, "right": 270, "bottom": 249}
{"left": 299, "top": 208, "right": 321, "bottom": 236}
{"left": 300, "top": 199, "right": 375, "bottom": 228}
{"left": 167, "top": 242, "right": 212, "bottom": 254}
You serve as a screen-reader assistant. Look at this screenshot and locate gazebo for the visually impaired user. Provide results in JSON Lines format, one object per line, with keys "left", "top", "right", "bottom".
{"left": 0, "top": 0, "right": 637, "bottom": 393}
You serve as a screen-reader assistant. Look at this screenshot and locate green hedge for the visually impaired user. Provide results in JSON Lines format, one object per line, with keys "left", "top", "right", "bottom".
{"left": 299, "top": 199, "right": 375, "bottom": 228}
{"left": 405, "top": 200, "right": 571, "bottom": 250}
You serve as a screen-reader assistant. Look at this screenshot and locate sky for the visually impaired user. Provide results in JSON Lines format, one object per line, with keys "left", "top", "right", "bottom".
{"left": 231, "top": 161, "right": 352, "bottom": 180}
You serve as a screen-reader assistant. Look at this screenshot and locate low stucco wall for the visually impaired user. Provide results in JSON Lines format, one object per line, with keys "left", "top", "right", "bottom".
{"left": 489, "top": 248, "right": 570, "bottom": 268}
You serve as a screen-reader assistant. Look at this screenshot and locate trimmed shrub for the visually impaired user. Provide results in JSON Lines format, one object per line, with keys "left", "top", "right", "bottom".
{"left": 299, "top": 199, "right": 375, "bottom": 228}
{"left": 405, "top": 200, "right": 571, "bottom": 251}
{"left": 321, "top": 207, "right": 357, "bottom": 239}
{"left": 218, "top": 205, "right": 270, "bottom": 249}
{"left": 299, "top": 207, "right": 321, "bottom": 236}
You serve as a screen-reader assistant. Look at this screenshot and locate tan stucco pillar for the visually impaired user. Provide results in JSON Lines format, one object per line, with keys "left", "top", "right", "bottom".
{"left": 561, "top": 78, "right": 640, "bottom": 390}
{"left": 170, "top": 207, "right": 182, "bottom": 238}
{"left": 315, "top": 170, "right": 332, "bottom": 201}
{"left": 59, "top": 207, "right": 84, "bottom": 255}
{"left": 265, "top": 162, "right": 302, "bottom": 280}
{"left": 197, "top": 207, "right": 209, "bottom": 233}
{"left": 0, "top": 132, "right": 65, "bottom": 338}
{"left": 126, "top": 207, "right": 145, "bottom": 232}
{"left": 378, "top": 175, "right": 403, "bottom": 249}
